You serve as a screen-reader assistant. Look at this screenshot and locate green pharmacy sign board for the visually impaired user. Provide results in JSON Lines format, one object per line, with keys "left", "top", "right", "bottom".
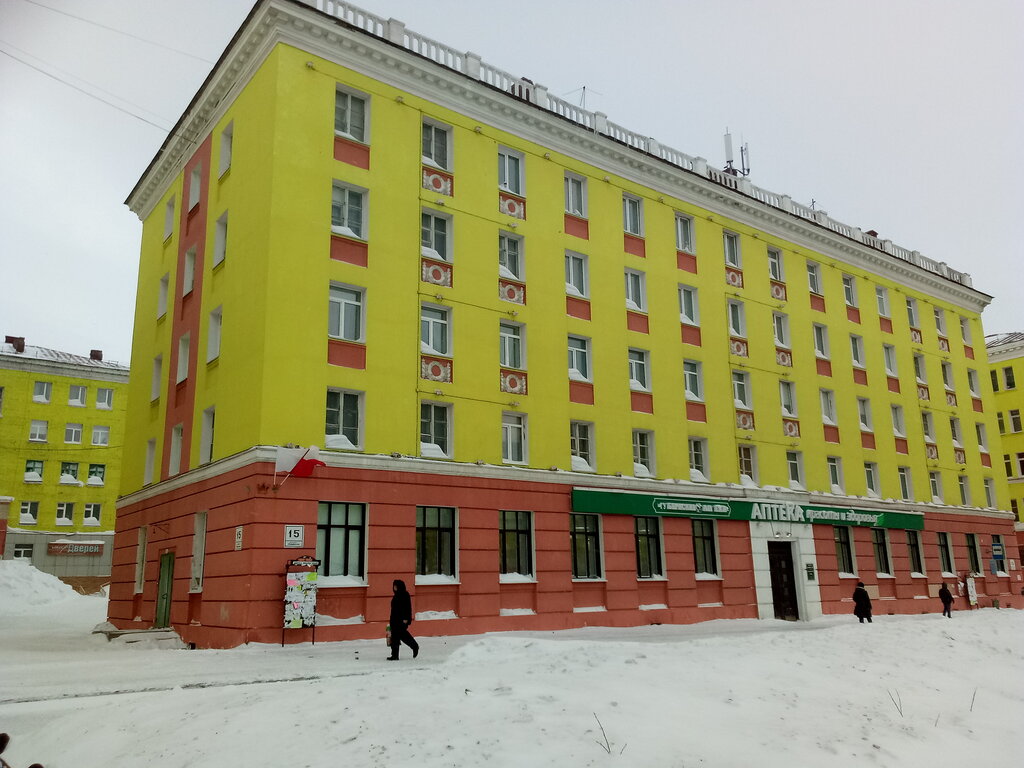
{"left": 571, "top": 490, "right": 924, "bottom": 531}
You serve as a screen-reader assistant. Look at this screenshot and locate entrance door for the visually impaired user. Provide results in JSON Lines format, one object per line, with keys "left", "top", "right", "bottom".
{"left": 768, "top": 541, "right": 799, "bottom": 621}
{"left": 155, "top": 551, "right": 175, "bottom": 628}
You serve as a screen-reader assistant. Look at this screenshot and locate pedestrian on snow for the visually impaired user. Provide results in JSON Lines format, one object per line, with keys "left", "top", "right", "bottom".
{"left": 853, "top": 581, "right": 873, "bottom": 624}
{"left": 387, "top": 579, "right": 419, "bottom": 661}
{"left": 938, "top": 583, "right": 954, "bottom": 618}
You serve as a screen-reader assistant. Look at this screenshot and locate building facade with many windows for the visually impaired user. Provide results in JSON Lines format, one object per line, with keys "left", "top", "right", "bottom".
{"left": 0, "top": 337, "right": 128, "bottom": 590}
{"left": 986, "top": 332, "right": 1024, "bottom": 560}
{"left": 109, "top": 0, "right": 1019, "bottom": 648}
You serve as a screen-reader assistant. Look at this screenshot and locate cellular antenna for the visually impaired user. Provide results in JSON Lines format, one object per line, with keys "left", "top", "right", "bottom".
{"left": 723, "top": 128, "right": 751, "bottom": 177}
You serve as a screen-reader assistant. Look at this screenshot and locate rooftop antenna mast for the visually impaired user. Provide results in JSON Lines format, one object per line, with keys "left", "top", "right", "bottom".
{"left": 563, "top": 86, "right": 603, "bottom": 111}
{"left": 723, "top": 128, "right": 751, "bottom": 177}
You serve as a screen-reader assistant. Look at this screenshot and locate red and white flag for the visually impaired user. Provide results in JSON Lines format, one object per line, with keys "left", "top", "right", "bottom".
{"left": 275, "top": 445, "right": 326, "bottom": 478}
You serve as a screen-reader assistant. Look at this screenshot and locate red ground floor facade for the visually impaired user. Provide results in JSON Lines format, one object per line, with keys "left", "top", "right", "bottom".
{"left": 108, "top": 448, "right": 1022, "bottom": 648}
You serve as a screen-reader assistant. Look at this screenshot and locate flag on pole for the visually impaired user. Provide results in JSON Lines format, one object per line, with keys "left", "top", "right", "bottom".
{"left": 275, "top": 445, "right": 326, "bottom": 478}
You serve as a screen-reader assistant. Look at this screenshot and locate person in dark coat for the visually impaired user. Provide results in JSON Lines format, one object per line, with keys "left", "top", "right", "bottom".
{"left": 938, "top": 583, "right": 954, "bottom": 618}
{"left": 388, "top": 579, "right": 419, "bottom": 660}
{"left": 852, "top": 581, "right": 872, "bottom": 623}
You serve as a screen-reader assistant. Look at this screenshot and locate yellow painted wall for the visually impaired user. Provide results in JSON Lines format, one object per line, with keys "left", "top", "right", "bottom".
{"left": 989, "top": 350, "right": 1024, "bottom": 520}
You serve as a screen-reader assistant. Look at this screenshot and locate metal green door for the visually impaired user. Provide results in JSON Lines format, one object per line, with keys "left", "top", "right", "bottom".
{"left": 155, "top": 552, "right": 175, "bottom": 628}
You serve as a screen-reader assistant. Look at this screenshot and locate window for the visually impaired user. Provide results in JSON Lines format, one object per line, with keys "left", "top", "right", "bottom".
{"left": 693, "top": 519, "right": 719, "bottom": 575}
{"left": 158, "top": 273, "right": 169, "bottom": 318}
{"left": 92, "top": 425, "right": 110, "bottom": 446}
{"left": 329, "top": 286, "right": 364, "bottom": 342}
{"left": 929, "top": 470, "right": 943, "bottom": 502}
{"left": 937, "top": 532, "right": 954, "bottom": 574}
{"left": 967, "top": 369, "right": 979, "bottom": 395}
{"left": 420, "top": 403, "right": 451, "bottom": 458}
{"left": 169, "top": 424, "right": 183, "bottom": 476}
{"left": 993, "top": 535, "right": 1006, "bottom": 572}
{"left": 163, "top": 197, "right": 175, "bottom": 240}
{"left": 567, "top": 336, "right": 590, "bottom": 381}
{"left": 864, "top": 462, "right": 879, "bottom": 497}
{"left": 819, "top": 389, "right": 836, "bottom": 425}
{"left": 499, "top": 510, "right": 533, "bottom": 576}
{"left": 318, "top": 502, "right": 367, "bottom": 578}
{"left": 921, "top": 411, "right": 935, "bottom": 441}
{"left": 420, "top": 305, "right": 450, "bottom": 356}
{"left": 1011, "top": 410, "right": 1023, "bottom": 432}
{"left": 891, "top": 404, "right": 905, "bottom": 436}
{"left": 727, "top": 300, "right": 746, "bottom": 337}
{"left": 134, "top": 526, "right": 148, "bottom": 593}
{"left": 20, "top": 501, "right": 38, "bottom": 525}
{"left": 787, "top": 451, "right": 804, "bottom": 489}
{"left": 334, "top": 88, "right": 366, "bottom": 142}
{"left": 570, "top": 513, "right": 602, "bottom": 579}
{"left": 975, "top": 422, "right": 988, "bottom": 451}
{"left": 688, "top": 438, "right": 708, "bottom": 481}
{"left": 635, "top": 517, "right": 663, "bottom": 578}
{"left": 622, "top": 194, "right": 643, "bottom": 236}
{"left": 675, "top": 214, "right": 694, "bottom": 253}
{"left": 834, "top": 527, "right": 855, "bottom": 574}
{"left": 499, "top": 322, "right": 523, "bottom": 369}
{"left": 941, "top": 361, "right": 953, "bottom": 390}
{"left": 991, "top": 370, "right": 1000, "bottom": 392}
{"left": 779, "top": 380, "right": 798, "bottom": 417}
{"left": 60, "top": 461, "right": 79, "bottom": 483}
{"left": 983, "top": 478, "right": 995, "bottom": 507}
{"left": 913, "top": 354, "right": 927, "bottom": 383}
{"left": 421, "top": 120, "right": 450, "bottom": 170}
{"left": 565, "top": 173, "right": 586, "bottom": 217}
{"left": 806, "top": 261, "right": 822, "bottom": 295}
{"left": 827, "top": 456, "right": 844, "bottom": 493}
{"left": 1004, "top": 366, "right": 1017, "bottom": 390}
{"left": 325, "top": 389, "right": 360, "bottom": 449}
{"left": 632, "top": 429, "right": 654, "bottom": 476}
{"left": 88, "top": 463, "right": 105, "bottom": 485}
{"left": 331, "top": 183, "right": 365, "bottom": 239}
{"left": 872, "top": 528, "right": 892, "bottom": 575}
{"left": 965, "top": 533, "right": 981, "bottom": 574}
{"left": 624, "top": 270, "right": 646, "bottom": 311}
{"left": 768, "top": 248, "right": 784, "bottom": 281}
{"left": 190, "top": 512, "right": 208, "bottom": 591}
{"left": 683, "top": 360, "right": 703, "bottom": 400}
{"left": 56, "top": 502, "right": 73, "bottom": 525}
{"left": 24, "top": 459, "right": 43, "bottom": 482}
{"left": 84, "top": 503, "right": 101, "bottom": 526}
{"left": 773, "top": 312, "right": 790, "bottom": 347}
{"left": 737, "top": 445, "right": 757, "bottom": 483}
{"left": 183, "top": 247, "right": 196, "bottom": 295}
{"left": 0, "top": 385, "right": 4, "bottom": 415}
{"left": 218, "top": 122, "right": 233, "bottom": 175}
{"left": 144, "top": 439, "right": 156, "bottom": 485}
{"left": 857, "top": 397, "right": 872, "bottom": 431}
{"left": 151, "top": 355, "right": 163, "bottom": 401}
{"left": 950, "top": 417, "right": 962, "bottom": 447}
{"left": 907, "top": 530, "right": 924, "bottom": 574}
{"left": 502, "top": 412, "right": 526, "bottom": 464}
{"left": 732, "top": 371, "right": 751, "bottom": 408}
{"left": 29, "top": 419, "right": 47, "bottom": 442}
{"left": 679, "top": 285, "right": 699, "bottom": 325}
{"left": 628, "top": 349, "right": 650, "bottom": 390}
{"left": 570, "top": 421, "right": 594, "bottom": 471}
{"left": 934, "top": 307, "right": 946, "bottom": 335}
{"left": 188, "top": 165, "right": 202, "bottom": 210}
{"left": 417, "top": 506, "right": 457, "bottom": 577}
{"left": 812, "top": 324, "right": 830, "bottom": 358}
{"left": 421, "top": 209, "right": 450, "bottom": 261}
{"left": 199, "top": 406, "right": 215, "bottom": 464}
{"left": 176, "top": 333, "right": 190, "bottom": 383}
{"left": 96, "top": 387, "right": 113, "bottom": 409}
{"left": 898, "top": 466, "right": 912, "bottom": 500}
{"left": 959, "top": 316, "right": 972, "bottom": 344}
{"left": 723, "top": 231, "right": 741, "bottom": 267}
{"left": 204, "top": 306, "right": 223, "bottom": 363}
{"left": 876, "top": 286, "right": 890, "bottom": 317}
{"left": 850, "top": 335, "right": 865, "bottom": 367}
{"left": 12, "top": 544, "right": 33, "bottom": 561}
{"left": 906, "top": 297, "right": 919, "bottom": 328}
{"left": 65, "top": 423, "right": 82, "bottom": 444}
{"left": 33, "top": 381, "right": 51, "bottom": 403}
{"left": 213, "top": 211, "right": 228, "bottom": 266}
{"left": 882, "top": 344, "right": 897, "bottom": 376}
{"left": 1003, "top": 454, "right": 1012, "bottom": 477}
{"left": 68, "top": 385, "right": 87, "bottom": 406}
{"left": 842, "top": 274, "right": 858, "bottom": 306}
{"left": 498, "top": 147, "right": 524, "bottom": 195}
{"left": 565, "top": 250, "right": 588, "bottom": 297}
{"left": 498, "top": 232, "right": 523, "bottom": 281}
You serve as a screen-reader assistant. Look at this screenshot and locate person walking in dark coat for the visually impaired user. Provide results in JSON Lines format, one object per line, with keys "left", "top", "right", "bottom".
{"left": 938, "top": 583, "right": 954, "bottom": 618}
{"left": 388, "top": 579, "right": 419, "bottom": 660}
{"left": 853, "top": 581, "right": 872, "bottom": 623}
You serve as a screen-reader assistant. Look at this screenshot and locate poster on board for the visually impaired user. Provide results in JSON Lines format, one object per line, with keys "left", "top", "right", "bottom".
{"left": 283, "top": 570, "right": 318, "bottom": 628}
{"left": 965, "top": 576, "right": 978, "bottom": 607}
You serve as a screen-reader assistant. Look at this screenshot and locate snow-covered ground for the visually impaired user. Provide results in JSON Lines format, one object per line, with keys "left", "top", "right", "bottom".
{"left": 0, "top": 561, "right": 1021, "bottom": 768}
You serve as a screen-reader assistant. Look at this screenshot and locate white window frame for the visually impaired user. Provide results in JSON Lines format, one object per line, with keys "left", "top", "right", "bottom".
{"left": 568, "top": 336, "right": 591, "bottom": 382}
{"left": 183, "top": 247, "right": 196, "bottom": 296}
{"left": 913, "top": 353, "right": 927, "bottom": 383}
{"left": 897, "top": 466, "right": 913, "bottom": 500}
{"left": 325, "top": 388, "right": 362, "bottom": 450}
{"left": 622, "top": 194, "right": 643, "bottom": 236}
{"left": 565, "top": 172, "right": 586, "bottom": 217}
{"left": 65, "top": 422, "right": 83, "bottom": 444}
{"left": 812, "top": 323, "right": 830, "bottom": 359}
{"left": 624, "top": 269, "right": 646, "bottom": 312}
{"left": 498, "top": 231, "right": 524, "bottom": 281}
{"left": 218, "top": 122, "right": 233, "bottom": 176}
{"left": 135, "top": 526, "right": 148, "bottom": 593}
{"left": 891, "top": 404, "right": 905, "bottom": 437}
{"left": 767, "top": 248, "right": 784, "bottom": 281}
{"left": 213, "top": 211, "right": 228, "bottom": 266}
{"left": 29, "top": 420, "right": 47, "bottom": 442}
{"left": 779, "top": 380, "right": 798, "bottom": 417}
{"left": 786, "top": 450, "right": 804, "bottom": 490}
{"left": 723, "top": 231, "right": 741, "bottom": 268}
{"left": 679, "top": 285, "right": 699, "bottom": 325}
{"left": 56, "top": 501, "right": 73, "bottom": 526}
{"left": 883, "top": 344, "right": 898, "bottom": 376}
{"left": 906, "top": 297, "right": 919, "bottom": 328}
{"left": 632, "top": 429, "right": 655, "bottom": 477}
{"left": 68, "top": 385, "right": 87, "bottom": 407}
{"left": 163, "top": 196, "right": 175, "bottom": 240}
{"left": 207, "top": 306, "right": 223, "bottom": 362}
{"left": 91, "top": 425, "right": 110, "bottom": 446}
{"left": 921, "top": 411, "right": 935, "bottom": 442}
{"left": 498, "top": 146, "right": 524, "bottom": 196}
{"left": 421, "top": 119, "right": 451, "bottom": 171}
{"left": 499, "top": 321, "right": 524, "bottom": 370}
{"left": 875, "top": 286, "right": 890, "bottom": 317}
{"left": 738, "top": 444, "right": 758, "bottom": 484}
{"left": 842, "top": 274, "right": 858, "bottom": 307}
{"left": 20, "top": 501, "right": 39, "bottom": 525}
{"left": 934, "top": 307, "right": 947, "bottom": 335}
{"left": 33, "top": 380, "right": 51, "bottom": 403}
{"left": 502, "top": 412, "right": 527, "bottom": 464}
{"left": 827, "top": 456, "right": 844, "bottom": 493}
{"left": 334, "top": 86, "right": 368, "bottom": 143}
{"left": 857, "top": 397, "right": 872, "bottom": 431}
{"left": 727, "top": 300, "right": 746, "bottom": 338}
{"left": 420, "top": 304, "right": 450, "bottom": 356}
{"left": 967, "top": 368, "right": 979, "bottom": 396}
{"left": 176, "top": 333, "right": 190, "bottom": 383}
{"left": 983, "top": 478, "right": 995, "bottom": 508}
{"left": 151, "top": 355, "right": 162, "bottom": 401}
{"left": 83, "top": 502, "right": 102, "bottom": 526}
{"left": 191, "top": 512, "right": 208, "bottom": 592}
{"left": 941, "top": 361, "right": 954, "bottom": 390}
{"left": 975, "top": 422, "right": 988, "bottom": 451}
{"left": 565, "top": 250, "right": 588, "bottom": 298}
{"left": 850, "top": 334, "right": 865, "bottom": 367}
{"left": 773, "top": 312, "right": 790, "bottom": 347}
{"left": 683, "top": 360, "right": 703, "bottom": 401}
{"left": 331, "top": 182, "right": 367, "bottom": 240}
{"left": 421, "top": 208, "right": 451, "bottom": 261}
{"left": 929, "top": 470, "right": 943, "bottom": 503}
{"left": 144, "top": 439, "right": 156, "bottom": 485}
{"left": 96, "top": 387, "right": 113, "bottom": 410}
{"left": 158, "top": 273, "right": 169, "bottom": 318}
{"left": 169, "top": 424, "right": 183, "bottom": 476}
{"left": 959, "top": 316, "right": 972, "bottom": 344}
{"left": 732, "top": 370, "right": 752, "bottom": 409}
{"left": 807, "top": 261, "right": 822, "bottom": 295}
{"left": 864, "top": 462, "right": 879, "bottom": 497}
{"left": 199, "top": 406, "right": 215, "bottom": 464}
{"left": 820, "top": 389, "right": 836, "bottom": 425}
{"left": 329, "top": 284, "right": 364, "bottom": 343}
{"left": 675, "top": 213, "right": 694, "bottom": 253}
{"left": 188, "top": 165, "right": 202, "bottom": 210}
{"left": 628, "top": 348, "right": 650, "bottom": 391}
{"left": 688, "top": 437, "right": 709, "bottom": 482}
{"left": 570, "top": 420, "right": 595, "bottom": 472}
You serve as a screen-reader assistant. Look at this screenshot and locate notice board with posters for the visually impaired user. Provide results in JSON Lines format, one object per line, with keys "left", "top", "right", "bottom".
{"left": 283, "top": 562, "right": 319, "bottom": 629}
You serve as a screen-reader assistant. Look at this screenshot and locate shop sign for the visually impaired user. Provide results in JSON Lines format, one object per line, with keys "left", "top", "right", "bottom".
{"left": 48, "top": 541, "right": 103, "bottom": 556}
{"left": 572, "top": 489, "right": 924, "bottom": 530}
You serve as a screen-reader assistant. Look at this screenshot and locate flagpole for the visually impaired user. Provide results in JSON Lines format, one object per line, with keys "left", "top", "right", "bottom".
{"left": 275, "top": 447, "right": 311, "bottom": 490}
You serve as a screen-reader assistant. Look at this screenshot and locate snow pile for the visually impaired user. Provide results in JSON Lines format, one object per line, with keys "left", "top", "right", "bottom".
{"left": 0, "top": 559, "right": 80, "bottom": 612}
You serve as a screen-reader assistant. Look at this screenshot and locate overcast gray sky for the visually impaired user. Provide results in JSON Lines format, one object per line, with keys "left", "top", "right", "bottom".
{"left": 2, "top": 0, "right": 1021, "bottom": 363}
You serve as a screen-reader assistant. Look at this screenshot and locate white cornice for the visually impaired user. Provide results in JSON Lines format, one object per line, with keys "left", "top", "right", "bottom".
{"left": 0, "top": 356, "right": 129, "bottom": 383}
{"left": 987, "top": 340, "right": 1024, "bottom": 362}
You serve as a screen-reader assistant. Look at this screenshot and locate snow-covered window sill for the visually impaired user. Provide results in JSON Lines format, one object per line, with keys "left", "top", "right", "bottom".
{"left": 572, "top": 606, "right": 606, "bottom": 613}
{"left": 910, "top": 572, "right": 926, "bottom": 579}
{"left": 499, "top": 573, "right": 536, "bottom": 584}
{"left": 571, "top": 578, "right": 606, "bottom": 584}
{"left": 697, "top": 602, "right": 723, "bottom": 608}
{"left": 415, "top": 574, "right": 458, "bottom": 586}
{"left": 637, "top": 576, "right": 668, "bottom": 583}
{"left": 695, "top": 573, "right": 722, "bottom": 581}
{"left": 499, "top": 607, "right": 535, "bottom": 616}
{"left": 838, "top": 572, "right": 859, "bottom": 579}
{"left": 876, "top": 573, "right": 895, "bottom": 579}
{"left": 317, "top": 575, "right": 367, "bottom": 589}
{"left": 639, "top": 603, "right": 668, "bottom": 611}
{"left": 416, "top": 610, "right": 458, "bottom": 621}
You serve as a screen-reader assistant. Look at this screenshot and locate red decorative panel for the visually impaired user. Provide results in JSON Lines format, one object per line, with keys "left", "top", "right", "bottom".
{"left": 624, "top": 233, "right": 646, "bottom": 257}
{"left": 735, "top": 410, "right": 755, "bottom": 431}
{"left": 725, "top": 266, "right": 744, "bottom": 288}
{"left": 564, "top": 214, "right": 589, "bottom": 239}
{"left": 782, "top": 419, "right": 800, "bottom": 438}
{"left": 879, "top": 317, "right": 893, "bottom": 334}
{"left": 887, "top": 376, "right": 901, "bottom": 393}
{"left": 925, "top": 443, "right": 939, "bottom": 460}
{"left": 499, "top": 279, "right": 525, "bottom": 305}
{"left": 861, "top": 432, "right": 876, "bottom": 450}
{"left": 945, "top": 392, "right": 957, "bottom": 407}
{"left": 810, "top": 294, "right": 826, "bottom": 312}
{"left": 972, "top": 397, "right": 983, "bottom": 413}
{"left": 420, "top": 355, "right": 452, "bottom": 383}
{"left": 895, "top": 437, "right": 909, "bottom": 454}
{"left": 631, "top": 391, "right": 654, "bottom": 413}
{"left": 422, "top": 167, "right": 453, "bottom": 196}
{"left": 328, "top": 339, "right": 366, "bottom": 369}
{"left": 499, "top": 369, "right": 527, "bottom": 394}
{"left": 776, "top": 348, "right": 792, "bottom": 367}
{"left": 917, "top": 385, "right": 930, "bottom": 401}
{"left": 823, "top": 425, "right": 840, "bottom": 443}
{"left": 626, "top": 311, "right": 649, "bottom": 334}
{"left": 421, "top": 258, "right": 452, "bottom": 287}
{"left": 964, "top": 345, "right": 975, "bottom": 359}
{"left": 334, "top": 136, "right": 369, "bottom": 169}
{"left": 853, "top": 368, "right": 868, "bottom": 386}
{"left": 770, "top": 281, "right": 787, "bottom": 301}
{"left": 499, "top": 192, "right": 526, "bottom": 219}
{"left": 909, "top": 327, "right": 923, "bottom": 344}
{"left": 686, "top": 402, "right": 706, "bottom": 422}
{"left": 681, "top": 324, "right": 701, "bottom": 346}
{"left": 677, "top": 251, "right": 697, "bottom": 273}
{"left": 729, "top": 337, "right": 749, "bottom": 357}
{"left": 981, "top": 452, "right": 991, "bottom": 467}
{"left": 937, "top": 336, "right": 950, "bottom": 352}
{"left": 330, "top": 235, "right": 368, "bottom": 267}
{"left": 566, "top": 296, "right": 591, "bottom": 320}
{"left": 569, "top": 380, "right": 594, "bottom": 405}
{"left": 816, "top": 358, "right": 832, "bottom": 377}
{"left": 846, "top": 306, "right": 861, "bottom": 324}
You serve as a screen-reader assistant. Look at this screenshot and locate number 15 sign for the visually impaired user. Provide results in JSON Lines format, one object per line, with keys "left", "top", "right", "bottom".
{"left": 284, "top": 524, "right": 305, "bottom": 548}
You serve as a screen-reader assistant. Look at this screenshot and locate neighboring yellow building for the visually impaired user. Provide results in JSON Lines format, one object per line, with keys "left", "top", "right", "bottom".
{"left": 986, "top": 332, "right": 1024, "bottom": 557}
{"left": 0, "top": 336, "right": 128, "bottom": 589}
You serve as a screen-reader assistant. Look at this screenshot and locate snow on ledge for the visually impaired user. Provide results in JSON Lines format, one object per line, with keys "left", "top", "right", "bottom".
{"left": 499, "top": 608, "right": 535, "bottom": 616}
{"left": 317, "top": 575, "right": 367, "bottom": 588}
{"left": 315, "top": 613, "right": 364, "bottom": 625}
{"left": 415, "top": 574, "right": 458, "bottom": 586}
{"left": 639, "top": 603, "right": 668, "bottom": 611}
{"left": 498, "top": 573, "right": 535, "bottom": 584}
{"left": 416, "top": 610, "right": 458, "bottom": 621}
{"left": 572, "top": 606, "right": 606, "bottom": 613}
